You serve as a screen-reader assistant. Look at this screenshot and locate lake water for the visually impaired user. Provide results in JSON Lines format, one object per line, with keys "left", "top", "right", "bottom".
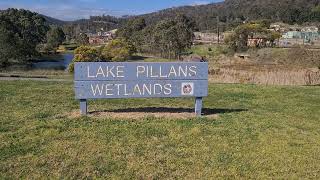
{"left": 32, "top": 53, "right": 74, "bottom": 70}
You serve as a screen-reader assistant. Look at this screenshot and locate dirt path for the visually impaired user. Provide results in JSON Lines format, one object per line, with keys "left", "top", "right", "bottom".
{"left": 0, "top": 77, "right": 72, "bottom": 82}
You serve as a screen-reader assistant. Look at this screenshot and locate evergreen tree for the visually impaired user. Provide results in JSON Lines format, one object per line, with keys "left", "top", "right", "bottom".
{"left": 46, "top": 26, "right": 66, "bottom": 50}
{"left": 76, "top": 33, "right": 89, "bottom": 45}
{"left": 0, "top": 8, "right": 49, "bottom": 67}
{"left": 116, "top": 18, "right": 146, "bottom": 52}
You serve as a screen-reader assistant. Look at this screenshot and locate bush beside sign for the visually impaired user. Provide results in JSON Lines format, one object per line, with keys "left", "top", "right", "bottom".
{"left": 74, "top": 62, "right": 208, "bottom": 116}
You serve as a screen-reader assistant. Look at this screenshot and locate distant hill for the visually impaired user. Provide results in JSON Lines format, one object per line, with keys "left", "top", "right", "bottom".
{"left": 2, "top": 0, "right": 320, "bottom": 31}
{"left": 0, "top": 8, "right": 67, "bottom": 26}
{"left": 41, "top": 15, "right": 67, "bottom": 25}
{"left": 60, "top": 15, "right": 127, "bottom": 39}
{"left": 42, "top": 0, "right": 319, "bottom": 37}
{"left": 223, "top": 0, "right": 319, "bottom": 22}
{"left": 136, "top": 2, "right": 225, "bottom": 31}
{"left": 134, "top": 0, "right": 319, "bottom": 31}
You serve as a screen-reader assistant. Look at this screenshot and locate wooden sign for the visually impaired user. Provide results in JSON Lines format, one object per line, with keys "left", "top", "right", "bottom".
{"left": 74, "top": 62, "right": 208, "bottom": 116}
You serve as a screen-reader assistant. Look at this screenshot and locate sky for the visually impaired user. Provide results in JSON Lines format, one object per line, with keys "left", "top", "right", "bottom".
{"left": 0, "top": 0, "right": 223, "bottom": 21}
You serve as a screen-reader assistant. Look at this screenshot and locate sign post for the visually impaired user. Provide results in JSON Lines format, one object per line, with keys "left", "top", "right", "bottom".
{"left": 195, "top": 97, "right": 203, "bottom": 116}
{"left": 80, "top": 99, "right": 87, "bottom": 115}
{"left": 74, "top": 62, "right": 208, "bottom": 116}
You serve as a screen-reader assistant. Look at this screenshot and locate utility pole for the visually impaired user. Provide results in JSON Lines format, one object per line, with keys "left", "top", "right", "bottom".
{"left": 217, "top": 16, "right": 220, "bottom": 44}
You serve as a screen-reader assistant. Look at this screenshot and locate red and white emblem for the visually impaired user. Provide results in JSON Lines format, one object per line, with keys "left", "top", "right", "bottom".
{"left": 181, "top": 83, "right": 194, "bottom": 95}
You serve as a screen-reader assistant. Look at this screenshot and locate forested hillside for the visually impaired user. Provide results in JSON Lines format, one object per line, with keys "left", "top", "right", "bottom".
{"left": 60, "top": 0, "right": 319, "bottom": 36}
{"left": 62, "top": 15, "right": 127, "bottom": 39}
{"left": 137, "top": 2, "right": 225, "bottom": 31}
{"left": 29, "top": 0, "right": 317, "bottom": 40}
{"left": 223, "top": 0, "right": 319, "bottom": 23}
{"left": 136, "top": 0, "right": 320, "bottom": 31}
{"left": 42, "top": 15, "right": 67, "bottom": 26}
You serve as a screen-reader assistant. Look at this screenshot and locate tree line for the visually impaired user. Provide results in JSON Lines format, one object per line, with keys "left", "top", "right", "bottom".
{"left": 18, "top": 0, "right": 316, "bottom": 45}
{"left": 1, "top": 0, "right": 320, "bottom": 67}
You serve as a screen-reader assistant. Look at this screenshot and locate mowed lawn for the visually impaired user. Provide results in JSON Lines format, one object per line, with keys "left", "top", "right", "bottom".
{"left": 0, "top": 80, "right": 319, "bottom": 179}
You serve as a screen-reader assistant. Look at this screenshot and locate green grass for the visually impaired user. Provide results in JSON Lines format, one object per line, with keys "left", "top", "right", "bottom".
{"left": 189, "top": 44, "right": 230, "bottom": 58}
{"left": 0, "top": 70, "right": 73, "bottom": 80}
{"left": 0, "top": 81, "right": 319, "bottom": 178}
{"left": 142, "top": 57, "right": 173, "bottom": 62}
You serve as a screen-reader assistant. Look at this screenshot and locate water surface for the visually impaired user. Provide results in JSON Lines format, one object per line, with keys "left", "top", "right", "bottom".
{"left": 32, "top": 53, "right": 74, "bottom": 70}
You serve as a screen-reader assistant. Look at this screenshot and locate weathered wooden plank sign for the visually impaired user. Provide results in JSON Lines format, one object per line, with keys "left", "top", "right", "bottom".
{"left": 74, "top": 62, "right": 208, "bottom": 116}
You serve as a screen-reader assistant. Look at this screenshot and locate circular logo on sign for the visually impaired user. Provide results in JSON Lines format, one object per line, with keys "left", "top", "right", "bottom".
{"left": 183, "top": 84, "right": 192, "bottom": 94}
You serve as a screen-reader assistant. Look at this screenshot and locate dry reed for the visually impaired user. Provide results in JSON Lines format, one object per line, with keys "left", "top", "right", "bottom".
{"left": 209, "top": 67, "right": 320, "bottom": 86}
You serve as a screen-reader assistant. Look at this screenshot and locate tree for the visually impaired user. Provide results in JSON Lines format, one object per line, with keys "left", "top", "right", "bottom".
{"left": 68, "top": 46, "right": 99, "bottom": 72}
{"left": 117, "top": 18, "right": 146, "bottom": 39}
{"left": 311, "top": 5, "right": 320, "bottom": 22}
{"left": 224, "top": 32, "right": 238, "bottom": 52}
{"left": 76, "top": 33, "right": 89, "bottom": 45}
{"left": 225, "top": 22, "right": 281, "bottom": 51}
{"left": 151, "top": 19, "right": 178, "bottom": 59}
{"left": 268, "top": 31, "right": 281, "bottom": 44}
{"left": 148, "top": 15, "right": 195, "bottom": 59}
{"left": 0, "top": 8, "right": 49, "bottom": 67}
{"left": 225, "top": 23, "right": 265, "bottom": 51}
{"left": 0, "top": 18, "right": 19, "bottom": 67}
{"left": 116, "top": 18, "right": 146, "bottom": 52}
{"left": 46, "top": 26, "right": 65, "bottom": 51}
{"left": 101, "top": 39, "right": 134, "bottom": 62}
{"left": 174, "top": 14, "right": 195, "bottom": 58}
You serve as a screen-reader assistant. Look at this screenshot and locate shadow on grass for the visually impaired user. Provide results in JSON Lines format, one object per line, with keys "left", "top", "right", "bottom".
{"left": 90, "top": 107, "right": 248, "bottom": 115}
{"left": 128, "top": 55, "right": 148, "bottom": 61}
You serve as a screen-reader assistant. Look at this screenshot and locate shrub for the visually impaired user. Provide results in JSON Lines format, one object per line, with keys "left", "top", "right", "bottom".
{"left": 68, "top": 46, "right": 99, "bottom": 73}
{"left": 76, "top": 33, "right": 89, "bottom": 45}
{"left": 101, "top": 39, "right": 135, "bottom": 62}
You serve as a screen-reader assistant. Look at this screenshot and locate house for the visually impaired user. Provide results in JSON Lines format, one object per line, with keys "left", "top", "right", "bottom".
{"left": 270, "top": 22, "right": 291, "bottom": 33}
{"left": 270, "top": 23, "right": 286, "bottom": 33}
{"left": 193, "top": 32, "right": 224, "bottom": 44}
{"left": 87, "top": 29, "right": 118, "bottom": 45}
{"left": 279, "top": 32, "right": 320, "bottom": 47}
{"left": 247, "top": 34, "right": 274, "bottom": 48}
{"left": 281, "top": 31, "right": 320, "bottom": 42}
{"left": 269, "top": 23, "right": 318, "bottom": 33}
{"left": 301, "top": 26, "right": 318, "bottom": 33}
{"left": 279, "top": 26, "right": 320, "bottom": 47}
{"left": 282, "top": 31, "right": 302, "bottom": 39}
{"left": 89, "top": 36, "right": 108, "bottom": 44}
{"left": 269, "top": 23, "right": 320, "bottom": 47}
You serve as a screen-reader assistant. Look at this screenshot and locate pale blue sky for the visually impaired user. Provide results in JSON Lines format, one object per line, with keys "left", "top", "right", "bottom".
{"left": 0, "top": 0, "right": 223, "bottom": 20}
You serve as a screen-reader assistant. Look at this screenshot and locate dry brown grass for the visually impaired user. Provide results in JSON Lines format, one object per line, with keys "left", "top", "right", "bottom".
{"left": 249, "top": 47, "right": 320, "bottom": 67}
{"left": 208, "top": 47, "right": 320, "bottom": 86}
{"left": 210, "top": 67, "right": 320, "bottom": 85}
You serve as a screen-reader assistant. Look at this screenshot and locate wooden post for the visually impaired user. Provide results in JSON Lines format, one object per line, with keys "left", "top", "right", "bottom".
{"left": 80, "top": 99, "right": 87, "bottom": 115}
{"left": 195, "top": 97, "right": 203, "bottom": 117}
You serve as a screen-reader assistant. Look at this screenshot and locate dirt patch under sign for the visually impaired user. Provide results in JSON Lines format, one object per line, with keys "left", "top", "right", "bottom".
{"left": 66, "top": 107, "right": 226, "bottom": 119}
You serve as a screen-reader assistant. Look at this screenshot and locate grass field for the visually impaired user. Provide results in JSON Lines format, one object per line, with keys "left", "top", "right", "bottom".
{"left": 0, "top": 80, "right": 320, "bottom": 178}
{"left": 188, "top": 44, "right": 230, "bottom": 59}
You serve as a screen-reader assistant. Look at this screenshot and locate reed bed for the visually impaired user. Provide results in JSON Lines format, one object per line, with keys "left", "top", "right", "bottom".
{"left": 210, "top": 67, "right": 320, "bottom": 86}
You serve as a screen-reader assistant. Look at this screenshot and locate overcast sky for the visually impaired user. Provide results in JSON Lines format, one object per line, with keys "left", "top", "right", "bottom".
{"left": 0, "top": 0, "right": 223, "bottom": 21}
